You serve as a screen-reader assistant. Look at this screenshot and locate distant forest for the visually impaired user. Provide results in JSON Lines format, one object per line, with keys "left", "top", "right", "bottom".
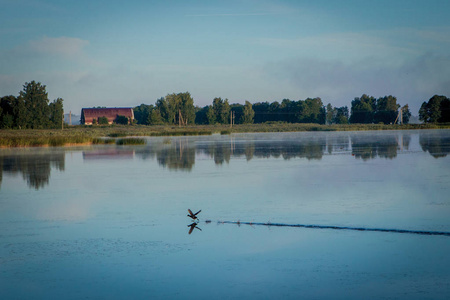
{"left": 1, "top": 81, "right": 450, "bottom": 129}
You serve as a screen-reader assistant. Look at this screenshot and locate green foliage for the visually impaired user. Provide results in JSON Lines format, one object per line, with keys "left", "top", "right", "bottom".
{"left": 212, "top": 97, "right": 231, "bottom": 124}
{"left": 402, "top": 105, "right": 412, "bottom": 124}
{"left": 242, "top": 101, "right": 255, "bottom": 124}
{"left": 349, "top": 94, "right": 377, "bottom": 124}
{"left": 20, "top": 81, "right": 51, "bottom": 129}
{"left": 419, "top": 95, "right": 450, "bottom": 123}
{"left": 156, "top": 92, "right": 196, "bottom": 125}
{"left": 194, "top": 106, "right": 209, "bottom": 125}
{"left": 206, "top": 105, "right": 216, "bottom": 124}
{"left": 373, "top": 95, "right": 400, "bottom": 124}
{"left": 98, "top": 116, "right": 109, "bottom": 125}
{"left": 49, "top": 98, "right": 64, "bottom": 128}
{"left": 147, "top": 109, "right": 164, "bottom": 125}
{"left": 115, "top": 115, "right": 129, "bottom": 125}
{"left": 0, "top": 82, "right": 64, "bottom": 129}
{"left": 133, "top": 104, "right": 152, "bottom": 125}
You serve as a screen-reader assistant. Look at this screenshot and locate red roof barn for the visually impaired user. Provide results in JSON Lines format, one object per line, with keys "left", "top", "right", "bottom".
{"left": 81, "top": 107, "right": 134, "bottom": 125}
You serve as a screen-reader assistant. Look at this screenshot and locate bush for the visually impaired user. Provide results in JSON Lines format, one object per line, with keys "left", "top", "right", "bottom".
{"left": 98, "top": 117, "right": 109, "bottom": 125}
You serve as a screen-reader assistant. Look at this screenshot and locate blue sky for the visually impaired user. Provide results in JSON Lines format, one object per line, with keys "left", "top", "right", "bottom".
{"left": 1, "top": 0, "right": 449, "bottom": 115}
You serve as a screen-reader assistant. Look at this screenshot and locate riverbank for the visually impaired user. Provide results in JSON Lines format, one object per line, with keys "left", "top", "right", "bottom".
{"left": 1, "top": 123, "right": 449, "bottom": 148}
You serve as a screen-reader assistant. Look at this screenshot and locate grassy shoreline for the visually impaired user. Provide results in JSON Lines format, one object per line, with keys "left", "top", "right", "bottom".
{"left": 1, "top": 123, "right": 449, "bottom": 148}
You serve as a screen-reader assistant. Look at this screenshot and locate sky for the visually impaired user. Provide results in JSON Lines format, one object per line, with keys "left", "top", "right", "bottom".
{"left": 1, "top": 0, "right": 450, "bottom": 115}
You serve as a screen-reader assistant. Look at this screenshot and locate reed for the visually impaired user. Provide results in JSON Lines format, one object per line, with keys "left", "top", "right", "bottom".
{"left": 115, "top": 138, "right": 146, "bottom": 145}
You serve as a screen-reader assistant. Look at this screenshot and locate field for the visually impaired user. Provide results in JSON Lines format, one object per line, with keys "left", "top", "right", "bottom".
{"left": 1, "top": 122, "right": 449, "bottom": 147}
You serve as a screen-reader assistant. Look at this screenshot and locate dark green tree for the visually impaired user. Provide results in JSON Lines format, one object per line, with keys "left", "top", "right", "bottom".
{"left": 134, "top": 104, "right": 152, "bottom": 125}
{"left": 0, "top": 95, "right": 16, "bottom": 129}
{"left": 20, "top": 81, "right": 50, "bottom": 129}
{"left": 242, "top": 101, "right": 255, "bottom": 124}
{"left": 350, "top": 94, "right": 376, "bottom": 124}
{"left": 212, "top": 97, "right": 231, "bottom": 124}
{"left": 115, "top": 115, "right": 129, "bottom": 125}
{"left": 48, "top": 98, "right": 64, "bottom": 128}
{"left": 206, "top": 105, "right": 216, "bottom": 124}
{"left": 402, "top": 105, "right": 411, "bottom": 124}
{"left": 419, "top": 95, "right": 449, "bottom": 123}
{"left": 374, "top": 95, "right": 399, "bottom": 124}
{"left": 334, "top": 106, "right": 349, "bottom": 124}
{"left": 147, "top": 108, "right": 163, "bottom": 125}
{"left": 98, "top": 116, "right": 109, "bottom": 125}
{"left": 326, "top": 103, "right": 335, "bottom": 125}
{"left": 194, "top": 106, "right": 209, "bottom": 125}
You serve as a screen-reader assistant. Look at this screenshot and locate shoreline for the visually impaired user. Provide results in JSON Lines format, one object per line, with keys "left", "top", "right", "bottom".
{"left": 1, "top": 123, "right": 449, "bottom": 148}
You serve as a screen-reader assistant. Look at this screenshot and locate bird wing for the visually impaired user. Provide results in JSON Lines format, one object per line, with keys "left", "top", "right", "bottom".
{"left": 188, "top": 209, "right": 194, "bottom": 217}
{"left": 194, "top": 210, "right": 202, "bottom": 216}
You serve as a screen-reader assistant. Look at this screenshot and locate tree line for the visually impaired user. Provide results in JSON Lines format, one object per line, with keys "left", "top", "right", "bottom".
{"left": 1, "top": 81, "right": 449, "bottom": 129}
{"left": 0, "top": 81, "right": 64, "bottom": 129}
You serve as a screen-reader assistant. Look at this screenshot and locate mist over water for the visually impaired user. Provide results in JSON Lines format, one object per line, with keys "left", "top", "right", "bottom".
{"left": 1, "top": 130, "right": 450, "bottom": 299}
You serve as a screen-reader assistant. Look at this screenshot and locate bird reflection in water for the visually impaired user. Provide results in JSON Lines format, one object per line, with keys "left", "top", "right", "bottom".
{"left": 187, "top": 222, "right": 202, "bottom": 234}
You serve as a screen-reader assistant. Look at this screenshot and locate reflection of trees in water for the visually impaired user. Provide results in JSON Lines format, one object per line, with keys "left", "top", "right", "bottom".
{"left": 0, "top": 152, "right": 65, "bottom": 189}
{"left": 350, "top": 133, "right": 410, "bottom": 160}
{"left": 156, "top": 138, "right": 195, "bottom": 171}
{"left": 419, "top": 134, "right": 450, "bottom": 158}
{"left": 326, "top": 135, "right": 350, "bottom": 154}
{"left": 198, "top": 137, "right": 327, "bottom": 163}
{"left": 351, "top": 135, "right": 399, "bottom": 160}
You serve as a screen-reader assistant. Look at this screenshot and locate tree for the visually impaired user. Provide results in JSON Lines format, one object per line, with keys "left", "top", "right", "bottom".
{"left": 48, "top": 98, "right": 64, "bottom": 128}
{"left": 326, "top": 103, "right": 335, "bottom": 125}
{"left": 334, "top": 106, "right": 349, "bottom": 124}
{"left": 194, "top": 106, "right": 209, "bottom": 125}
{"left": 98, "top": 116, "right": 109, "bottom": 125}
{"left": 134, "top": 104, "right": 152, "bottom": 125}
{"left": 419, "top": 95, "right": 449, "bottom": 123}
{"left": 20, "top": 81, "right": 50, "bottom": 129}
{"left": 212, "top": 97, "right": 230, "bottom": 124}
{"left": 350, "top": 94, "right": 376, "bottom": 124}
{"left": 156, "top": 92, "right": 196, "bottom": 125}
{"left": 374, "top": 95, "right": 399, "bottom": 124}
{"left": 147, "top": 108, "right": 163, "bottom": 125}
{"left": 115, "top": 115, "right": 129, "bottom": 125}
{"left": 0, "top": 95, "right": 15, "bottom": 129}
{"left": 402, "top": 105, "right": 411, "bottom": 124}
{"left": 241, "top": 101, "right": 255, "bottom": 124}
{"left": 206, "top": 105, "right": 216, "bottom": 124}
{"left": 298, "top": 97, "right": 325, "bottom": 124}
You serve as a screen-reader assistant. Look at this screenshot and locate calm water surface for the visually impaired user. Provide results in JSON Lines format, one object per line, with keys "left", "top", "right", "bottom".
{"left": 1, "top": 129, "right": 450, "bottom": 299}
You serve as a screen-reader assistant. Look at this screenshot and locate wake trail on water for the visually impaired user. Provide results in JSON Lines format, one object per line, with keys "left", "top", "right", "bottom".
{"left": 212, "top": 220, "right": 450, "bottom": 237}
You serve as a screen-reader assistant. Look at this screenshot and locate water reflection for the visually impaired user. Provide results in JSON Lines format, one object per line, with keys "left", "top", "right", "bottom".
{"left": 419, "top": 133, "right": 450, "bottom": 158}
{"left": 0, "top": 150, "right": 64, "bottom": 190}
{"left": 1, "top": 130, "right": 449, "bottom": 189}
{"left": 351, "top": 134, "right": 407, "bottom": 160}
{"left": 187, "top": 222, "right": 202, "bottom": 235}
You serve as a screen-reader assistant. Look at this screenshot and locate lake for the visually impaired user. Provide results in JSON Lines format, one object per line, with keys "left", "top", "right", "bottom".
{"left": 1, "top": 129, "right": 450, "bottom": 299}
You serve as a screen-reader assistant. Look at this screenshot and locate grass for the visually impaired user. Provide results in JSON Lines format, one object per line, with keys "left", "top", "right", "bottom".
{"left": 116, "top": 138, "right": 146, "bottom": 145}
{"left": 1, "top": 122, "right": 449, "bottom": 148}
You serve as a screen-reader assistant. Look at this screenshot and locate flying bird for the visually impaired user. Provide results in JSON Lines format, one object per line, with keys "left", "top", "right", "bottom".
{"left": 187, "top": 209, "right": 201, "bottom": 220}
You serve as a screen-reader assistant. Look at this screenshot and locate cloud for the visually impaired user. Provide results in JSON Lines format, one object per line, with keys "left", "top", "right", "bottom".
{"left": 28, "top": 36, "right": 89, "bottom": 58}
{"left": 262, "top": 53, "right": 450, "bottom": 113}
